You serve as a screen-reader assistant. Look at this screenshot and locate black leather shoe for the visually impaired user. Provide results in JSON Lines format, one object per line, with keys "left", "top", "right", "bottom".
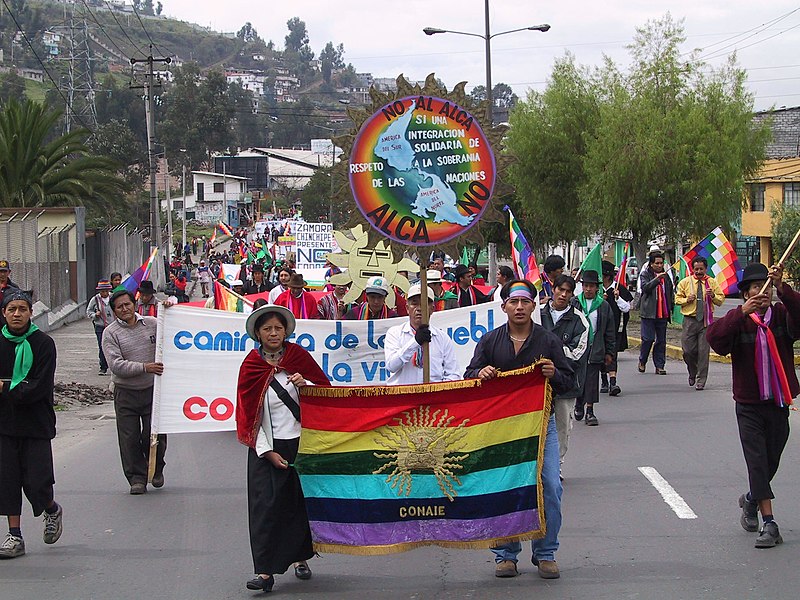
{"left": 755, "top": 522, "right": 783, "bottom": 548}
{"left": 585, "top": 413, "right": 598, "bottom": 426}
{"left": 739, "top": 494, "right": 758, "bottom": 532}
{"left": 574, "top": 405, "right": 584, "bottom": 421}
{"left": 600, "top": 382, "right": 609, "bottom": 394}
{"left": 294, "top": 562, "right": 312, "bottom": 580}
{"left": 609, "top": 384, "right": 621, "bottom": 396}
{"left": 246, "top": 575, "right": 274, "bottom": 592}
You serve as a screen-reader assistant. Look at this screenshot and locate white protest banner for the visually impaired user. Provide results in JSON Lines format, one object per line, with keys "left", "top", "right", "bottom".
{"left": 295, "top": 222, "right": 333, "bottom": 286}
{"left": 155, "top": 302, "right": 505, "bottom": 434}
{"left": 219, "top": 263, "right": 241, "bottom": 284}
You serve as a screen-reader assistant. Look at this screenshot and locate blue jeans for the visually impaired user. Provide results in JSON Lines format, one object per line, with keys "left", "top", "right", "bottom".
{"left": 639, "top": 318, "right": 667, "bottom": 369}
{"left": 492, "top": 414, "right": 562, "bottom": 563}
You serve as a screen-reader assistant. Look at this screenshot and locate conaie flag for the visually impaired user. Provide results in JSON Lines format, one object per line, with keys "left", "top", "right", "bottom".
{"left": 682, "top": 226, "right": 742, "bottom": 295}
{"left": 295, "top": 366, "right": 551, "bottom": 555}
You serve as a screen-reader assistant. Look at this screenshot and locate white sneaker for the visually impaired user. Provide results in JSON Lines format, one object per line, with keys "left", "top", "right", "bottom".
{"left": 43, "top": 504, "right": 63, "bottom": 544}
{"left": 0, "top": 533, "right": 25, "bottom": 558}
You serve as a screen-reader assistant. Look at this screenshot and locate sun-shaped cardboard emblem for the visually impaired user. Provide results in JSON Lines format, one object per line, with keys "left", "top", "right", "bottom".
{"left": 327, "top": 224, "right": 418, "bottom": 309}
{"left": 331, "top": 73, "right": 511, "bottom": 259}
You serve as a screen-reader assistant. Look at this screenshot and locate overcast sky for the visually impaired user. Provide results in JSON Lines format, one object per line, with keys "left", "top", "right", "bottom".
{"left": 162, "top": 0, "right": 800, "bottom": 112}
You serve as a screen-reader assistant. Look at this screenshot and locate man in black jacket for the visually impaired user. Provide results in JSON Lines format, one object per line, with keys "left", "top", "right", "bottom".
{"left": 573, "top": 270, "right": 616, "bottom": 426}
{"left": 243, "top": 264, "right": 273, "bottom": 296}
{"left": 0, "top": 290, "right": 63, "bottom": 559}
{"left": 637, "top": 252, "right": 674, "bottom": 374}
{"left": 464, "top": 279, "right": 573, "bottom": 581}
{"left": 601, "top": 261, "right": 632, "bottom": 396}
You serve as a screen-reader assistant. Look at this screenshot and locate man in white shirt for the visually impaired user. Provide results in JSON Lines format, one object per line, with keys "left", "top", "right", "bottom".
{"left": 384, "top": 283, "right": 460, "bottom": 385}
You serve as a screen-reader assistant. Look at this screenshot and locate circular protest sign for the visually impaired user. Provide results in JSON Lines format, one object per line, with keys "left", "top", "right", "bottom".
{"left": 349, "top": 96, "right": 496, "bottom": 246}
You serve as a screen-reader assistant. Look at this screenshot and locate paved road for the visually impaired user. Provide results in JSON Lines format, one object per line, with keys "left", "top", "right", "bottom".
{"left": 2, "top": 327, "right": 799, "bottom": 599}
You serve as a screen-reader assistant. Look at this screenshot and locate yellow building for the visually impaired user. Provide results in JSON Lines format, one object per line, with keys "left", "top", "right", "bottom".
{"left": 740, "top": 106, "right": 800, "bottom": 265}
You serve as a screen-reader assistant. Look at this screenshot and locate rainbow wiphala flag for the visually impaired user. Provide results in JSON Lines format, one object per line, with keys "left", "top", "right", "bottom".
{"left": 682, "top": 227, "right": 742, "bottom": 295}
{"left": 212, "top": 280, "right": 244, "bottom": 312}
{"left": 295, "top": 367, "right": 551, "bottom": 555}
{"left": 505, "top": 207, "right": 542, "bottom": 289}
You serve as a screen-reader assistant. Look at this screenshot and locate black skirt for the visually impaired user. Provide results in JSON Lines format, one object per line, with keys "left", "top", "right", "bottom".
{"left": 247, "top": 438, "right": 314, "bottom": 575}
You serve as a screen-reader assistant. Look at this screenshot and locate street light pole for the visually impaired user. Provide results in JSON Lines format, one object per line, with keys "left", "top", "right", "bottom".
{"left": 424, "top": 8, "right": 550, "bottom": 125}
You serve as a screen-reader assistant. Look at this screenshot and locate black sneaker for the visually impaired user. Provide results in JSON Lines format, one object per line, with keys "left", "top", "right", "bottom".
{"left": 600, "top": 383, "right": 609, "bottom": 393}
{"left": 585, "top": 413, "right": 599, "bottom": 426}
{"left": 755, "top": 522, "right": 783, "bottom": 548}
{"left": 609, "top": 384, "right": 621, "bottom": 396}
{"left": 574, "top": 405, "right": 584, "bottom": 421}
{"left": 738, "top": 494, "right": 758, "bottom": 532}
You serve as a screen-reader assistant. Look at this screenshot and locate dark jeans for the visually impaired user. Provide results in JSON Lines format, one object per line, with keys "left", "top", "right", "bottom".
{"left": 736, "top": 402, "right": 790, "bottom": 500}
{"left": 639, "top": 318, "right": 667, "bottom": 369}
{"left": 113, "top": 386, "right": 167, "bottom": 485}
{"left": 0, "top": 435, "right": 55, "bottom": 517}
{"left": 94, "top": 326, "right": 108, "bottom": 372}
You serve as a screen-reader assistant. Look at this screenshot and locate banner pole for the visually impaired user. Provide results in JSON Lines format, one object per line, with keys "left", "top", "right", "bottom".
{"left": 419, "top": 250, "right": 431, "bottom": 383}
{"left": 147, "top": 306, "right": 166, "bottom": 484}
{"left": 759, "top": 226, "right": 800, "bottom": 294}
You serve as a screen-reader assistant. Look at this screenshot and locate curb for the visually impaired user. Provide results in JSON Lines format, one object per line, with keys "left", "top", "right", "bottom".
{"left": 627, "top": 336, "right": 800, "bottom": 366}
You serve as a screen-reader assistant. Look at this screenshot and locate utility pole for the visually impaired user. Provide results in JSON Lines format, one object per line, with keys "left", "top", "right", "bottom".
{"left": 131, "top": 46, "right": 171, "bottom": 288}
{"left": 165, "top": 158, "right": 173, "bottom": 261}
{"left": 181, "top": 164, "right": 187, "bottom": 252}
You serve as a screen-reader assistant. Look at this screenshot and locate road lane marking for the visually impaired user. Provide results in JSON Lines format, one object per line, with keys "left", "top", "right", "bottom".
{"left": 638, "top": 466, "right": 698, "bottom": 519}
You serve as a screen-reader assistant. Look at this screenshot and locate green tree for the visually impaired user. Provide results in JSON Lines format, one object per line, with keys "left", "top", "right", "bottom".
{"left": 319, "top": 41, "right": 344, "bottom": 84}
{"left": 506, "top": 54, "right": 599, "bottom": 248}
{"left": 88, "top": 118, "right": 148, "bottom": 189}
{"left": 771, "top": 204, "right": 800, "bottom": 281}
{"left": 0, "top": 99, "right": 127, "bottom": 209}
{"left": 580, "top": 15, "right": 769, "bottom": 264}
{"left": 0, "top": 71, "right": 27, "bottom": 104}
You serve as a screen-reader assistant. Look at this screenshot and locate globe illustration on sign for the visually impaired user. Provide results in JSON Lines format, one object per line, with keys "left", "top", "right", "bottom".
{"left": 349, "top": 96, "right": 496, "bottom": 246}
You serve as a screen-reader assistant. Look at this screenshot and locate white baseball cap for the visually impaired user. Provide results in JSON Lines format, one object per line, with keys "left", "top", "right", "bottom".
{"left": 407, "top": 283, "right": 434, "bottom": 302}
{"left": 231, "top": 279, "right": 244, "bottom": 287}
{"left": 365, "top": 276, "right": 390, "bottom": 297}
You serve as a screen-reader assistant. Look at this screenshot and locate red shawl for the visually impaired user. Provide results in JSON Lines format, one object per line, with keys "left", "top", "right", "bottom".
{"left": 235, "top": 342, "right": 330, "bottom": 448}
{"left": 274, "top": 290, "right": 320, "bottom": 319}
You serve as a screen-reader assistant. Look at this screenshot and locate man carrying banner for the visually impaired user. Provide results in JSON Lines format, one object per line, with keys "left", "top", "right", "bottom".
{"left": 0, "top": 291, "right": 63, "bottom": 559}
{"left": 384, "top": 283, "right": 460, "bottom": 384}
{"left": 707, "top": 263, "right": 800, "bottom": 548}
{"left": 464, "top": 279, "right": 574, "bottom": 580}
{"left": 540, "top": 275, "right": 588, "bottom": 475}
{"left": 637, "top": 252, "right": 674, "bottom": 374}
{"left": 675, "top": 256, "right": 724, "bottom": 391}
{"left": 102, "top": 290, "right": 167, "bottom": 495}
{"left": 601, "top": 261, "right": 632, "bottom": 396}
{"left": 343, "top": 276, "right": 397, "bottom": 320}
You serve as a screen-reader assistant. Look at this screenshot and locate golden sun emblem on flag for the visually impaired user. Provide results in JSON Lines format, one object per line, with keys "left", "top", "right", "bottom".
{"left": 373, "top": 406, "right": 469, "bottom": 501}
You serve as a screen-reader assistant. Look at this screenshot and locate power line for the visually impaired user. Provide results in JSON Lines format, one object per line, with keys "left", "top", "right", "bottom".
{"left": 0, "top": 0, "right": 93, "bottom": 132}
{"left": 102, "top": 0, "right": 146, "bottom": 57}
{"left": 78, "top": 0, "right": 130, "bottom": 60}
{"left": 131, "top": 3, "right": 167, "bottom": 58}
{"left": 701, "top": 23, "right": 800, "bottom": 62}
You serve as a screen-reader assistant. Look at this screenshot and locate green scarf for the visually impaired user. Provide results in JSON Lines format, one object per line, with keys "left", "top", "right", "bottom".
{"left": 577, "top": 293, "right": 604, "bottom": 343}
{"left": 2, "top": 322, "right": 39, "bottom": 389}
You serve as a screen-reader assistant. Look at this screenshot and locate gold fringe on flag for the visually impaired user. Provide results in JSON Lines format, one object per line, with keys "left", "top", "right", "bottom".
{"left": 302, "top": 361, "right": 548, "bottom": 398}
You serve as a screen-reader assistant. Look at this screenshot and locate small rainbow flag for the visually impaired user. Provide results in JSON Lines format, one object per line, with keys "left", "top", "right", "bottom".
{"left": 218, "top": 221, "right": 235, "bottom": 237}
{"left": 682, "top": 227, "right": 742, "bottom": 295}
{"left": 119, "top": 247, "right": 158, "bottom": 294}
{"left": 505, "top": 207, "right": 541, "bottom": 289}
{"left": 212, "top": 280, "right": 244, "bottom": 312}
{"left": 295, "top": 366, "right": 551, "bottom": 555}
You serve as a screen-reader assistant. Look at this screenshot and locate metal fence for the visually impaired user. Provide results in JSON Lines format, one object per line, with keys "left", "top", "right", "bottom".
{"left": 0, "top": 218, "right": 72, "bottom": 309}
{"left": 85, "top": 225, "right": 149, "bottom": 298}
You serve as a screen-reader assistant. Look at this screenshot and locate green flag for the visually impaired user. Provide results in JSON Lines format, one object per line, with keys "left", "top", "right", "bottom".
{"left": 460, "top": 247, "right": 470, "bottom": 266}
{"left": 580, "top": 243, "right": 603, "bottom": 278}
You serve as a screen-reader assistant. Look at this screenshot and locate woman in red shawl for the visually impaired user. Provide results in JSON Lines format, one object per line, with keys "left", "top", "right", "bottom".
{"left": 236, "top": 304, "right": 330, "bottom": 593}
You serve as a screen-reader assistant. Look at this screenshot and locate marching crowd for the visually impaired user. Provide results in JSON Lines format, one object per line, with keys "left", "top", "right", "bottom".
{"left": 0, "top": 231, "right": 797, "bottom": 594}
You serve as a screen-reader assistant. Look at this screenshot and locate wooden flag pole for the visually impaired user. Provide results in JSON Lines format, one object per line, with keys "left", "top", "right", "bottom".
{"left": 759, "top": 226, "right": 800, "bottom": 294}
{"left": 418, "top": 251, "right": 431, "bottom": 383}
{"left": 224, "top": 284, "right": 256, "bottom": 307}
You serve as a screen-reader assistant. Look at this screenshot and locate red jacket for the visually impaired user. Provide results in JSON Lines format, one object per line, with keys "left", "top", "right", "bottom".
{"left": 706, "top": 284, "right": 800, "bottom": 403}
{"left": 275, "top": 290, "right": 320, "bottom": 319}
{"left": 235, "top": 343, "right": 330, "bottom": 448}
